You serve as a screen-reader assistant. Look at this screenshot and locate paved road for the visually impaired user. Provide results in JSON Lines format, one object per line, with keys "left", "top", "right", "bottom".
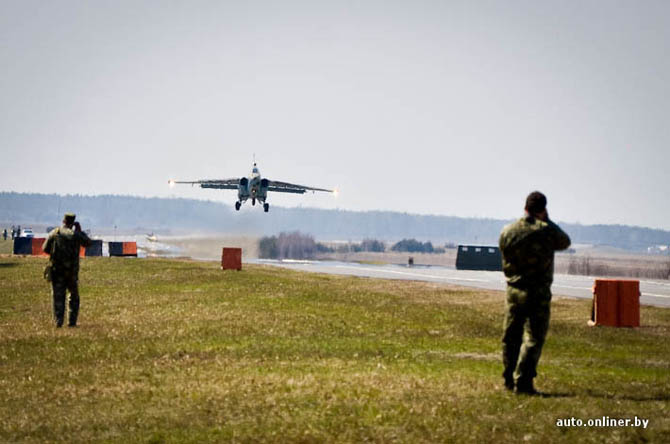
{"left": 257, "top": 260, "right": 670, "bottom": 308}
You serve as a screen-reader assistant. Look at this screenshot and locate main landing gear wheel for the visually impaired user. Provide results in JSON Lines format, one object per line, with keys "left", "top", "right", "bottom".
{"left": 263, "top": 203, "right": 269, "bottom": 213}
{"left": 235, "top": 201, "right": 241, "bottom": 211}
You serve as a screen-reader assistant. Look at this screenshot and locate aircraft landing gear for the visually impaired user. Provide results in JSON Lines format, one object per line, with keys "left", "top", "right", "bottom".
{"left": 235, "top": 201, "right": 241, "bottom": 211}
{"left": 263, "top": 203, "right": 269, "bottom": 213}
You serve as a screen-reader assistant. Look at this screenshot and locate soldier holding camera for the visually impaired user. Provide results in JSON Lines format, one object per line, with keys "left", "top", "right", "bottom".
{"left": 499, "top": 192, "right": 571, "bottom": 395}
{"left": 43, "top": 213, "right": 91, "bottom": 328}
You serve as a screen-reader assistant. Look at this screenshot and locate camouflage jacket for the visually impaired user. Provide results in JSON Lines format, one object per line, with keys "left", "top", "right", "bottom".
{"left": 499, "top": 216, "right": 571, "bottom": 289}
{"left": 43, "top": 226, "right": 91, "bottom": 275}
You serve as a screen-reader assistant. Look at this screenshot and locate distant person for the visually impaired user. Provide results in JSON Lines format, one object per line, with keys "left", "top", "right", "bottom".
{"left": 11, "top": 227, "right": 16, "bottom": 239}
{"left": 42, "top": 213, "right": 91, "bottom": 328}
{"left": 498, "top": 191, "right": 571, "bottom": 395}
{"left": 2, "top": 229, "right": 6, "bottom": 241}
{"left": 17, "top": 225, "right": 21, "bottom": 237}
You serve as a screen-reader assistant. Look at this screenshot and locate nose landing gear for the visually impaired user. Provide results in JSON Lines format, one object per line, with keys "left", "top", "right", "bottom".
{"left": 235, "top": 201, "right": 241, "bottom": 211}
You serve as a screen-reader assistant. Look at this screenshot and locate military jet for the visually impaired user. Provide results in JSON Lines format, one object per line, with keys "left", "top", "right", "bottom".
{"left": 168, "top": 163, "right": 336, "bottom": 212}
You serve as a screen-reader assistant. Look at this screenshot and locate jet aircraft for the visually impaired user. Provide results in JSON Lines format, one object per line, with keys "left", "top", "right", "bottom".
{"left": 168, "top": 163, "right": 336, "bottom": 212}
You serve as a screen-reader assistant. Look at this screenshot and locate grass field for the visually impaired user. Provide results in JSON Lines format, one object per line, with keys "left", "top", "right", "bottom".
{"left": 0, "top": 239, "right": 12, "bottom": 255}
{"left": 1, "top": 256, "right": 669, "bottom": 443}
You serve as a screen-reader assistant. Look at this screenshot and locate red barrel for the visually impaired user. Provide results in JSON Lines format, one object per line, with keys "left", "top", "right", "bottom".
{"left": 122, "top": 242, "right": 137, "bottom": 256}
{"left": 591, "top": 279, "right": 640, "bottom": 327}
{"left": 221, "top": 248, "right": 242, "bottom": 270}
{"left": 32, "top": 238, "right": 49, "bottom": 257}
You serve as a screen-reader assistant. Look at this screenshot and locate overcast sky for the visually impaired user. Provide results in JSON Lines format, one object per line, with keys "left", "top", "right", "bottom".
{"left": 2, "top": 1, "right": 669, "bottom": 229}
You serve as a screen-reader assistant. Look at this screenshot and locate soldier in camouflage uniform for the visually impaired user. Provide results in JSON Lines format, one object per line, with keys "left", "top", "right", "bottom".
{"left": 498, "top": 192, "right": 571, "bottom": 394}
{"left": 43, "top": 213, "right": 91, "bottom": 328}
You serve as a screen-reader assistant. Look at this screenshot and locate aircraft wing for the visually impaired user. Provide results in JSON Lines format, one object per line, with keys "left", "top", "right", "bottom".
{"left": 267, "top": 180, "right": 333, "bottom": 194}
{"left": 169, "top": 178, "right": 240, "bottom": 190}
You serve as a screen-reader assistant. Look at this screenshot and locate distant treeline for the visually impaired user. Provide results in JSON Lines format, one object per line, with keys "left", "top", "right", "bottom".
{"left": 330, "top": 238, "right": 445, "bottom": 254}
{"left": 2, "top": 192, "right": 670, "bottom": 251}
{"left": 391, "top": 238, "right": 446, "bottom": 254}
{"left": 258, "top": 234, "right": 450, "bottom": 259}
{"left": 259, "top": 232, "right": 333, "bottom": 260}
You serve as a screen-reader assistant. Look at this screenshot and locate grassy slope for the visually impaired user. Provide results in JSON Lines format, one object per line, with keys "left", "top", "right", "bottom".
{"left": 0, "top": 256, "right": 668, "bottom": 443}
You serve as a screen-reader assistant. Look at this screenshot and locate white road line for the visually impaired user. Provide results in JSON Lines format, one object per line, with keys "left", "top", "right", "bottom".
{"left": 642, "top": 293, "right": 670, "bottom": 299}
{"left": 640, "top": 280, "right": 670, "bottom": 287}
{"left": 553, "top": 285, "right": 592, "bottom": 291}
{"left": 272, "top": 262, "right": 670, "bottom": 305}
{"left": 333, "top": 265, "right": 491, "bottom": 283}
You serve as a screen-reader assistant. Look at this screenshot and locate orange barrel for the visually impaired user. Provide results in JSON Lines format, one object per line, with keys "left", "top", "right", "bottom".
{"left": 221, "top": 248, "right": 242, "bottom": 270}
{"left": 122, "top": 242, "right": 137, "bottom": 256}
{"left": 31, "top": 238, "right": 49, "bottom": 256}
{"left": 592, "top": 279, "right": 640, "bottom": 327}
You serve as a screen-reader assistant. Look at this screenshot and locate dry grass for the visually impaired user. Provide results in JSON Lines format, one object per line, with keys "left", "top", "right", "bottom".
{"left": 1, "top": 256, "right": 669, "bottom": 443}
{"left": 0, "top": 239, "right": 13, "bottom": 255}
{"left": 560, "top": 253, "right": 670, "bottom": 280}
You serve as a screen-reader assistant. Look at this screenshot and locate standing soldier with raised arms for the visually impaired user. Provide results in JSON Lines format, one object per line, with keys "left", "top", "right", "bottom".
{"left": 43, "top": 213, "right": 91, "bottom": 328}
{"left": 499, "top": 191, "right": 571, "bottom": 395}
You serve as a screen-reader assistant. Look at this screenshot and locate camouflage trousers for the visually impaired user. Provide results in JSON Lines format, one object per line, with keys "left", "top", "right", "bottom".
{"left": 51, "top": 271, "right": 80, "bottom": 327}
{"left": 502, "top": 285, "right": 552, "bottom": 385}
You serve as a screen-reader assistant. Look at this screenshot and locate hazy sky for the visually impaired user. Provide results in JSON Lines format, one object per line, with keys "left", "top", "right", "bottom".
{"left": 2, "top": 1, "right": 669, "bottom": 229}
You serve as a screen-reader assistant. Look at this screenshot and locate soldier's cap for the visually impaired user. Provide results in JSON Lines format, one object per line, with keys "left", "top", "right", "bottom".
{"left": 64, "top": 213, "right": 76, "bottom": 224}
{"left": 525, "top": 191, "right": 547, "bottom": 214}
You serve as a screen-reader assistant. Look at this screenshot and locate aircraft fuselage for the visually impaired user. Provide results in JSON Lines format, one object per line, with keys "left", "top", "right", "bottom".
{"left": 236, "top": 165, "right": 269, "bottom": 210}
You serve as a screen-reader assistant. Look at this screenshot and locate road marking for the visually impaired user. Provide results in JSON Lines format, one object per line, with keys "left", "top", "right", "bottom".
{"left": 267, "top": 262, "right": 670, "bottom": 305}
{"left": 553, "top": 285, "right": 592, "bottom": 291}
{"left": 334, "top": 265, "right": 491, "bottom": 283}
{"left": 642, "top": 293, "right": 670, "bottom": 299}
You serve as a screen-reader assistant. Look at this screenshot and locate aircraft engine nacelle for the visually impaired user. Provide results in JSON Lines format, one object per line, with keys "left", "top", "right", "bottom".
{"left": 258, "top": 178, "right": 269, "bottom": 199}
{"left": 238, "top": 177, "right": 250, "bottom": 199}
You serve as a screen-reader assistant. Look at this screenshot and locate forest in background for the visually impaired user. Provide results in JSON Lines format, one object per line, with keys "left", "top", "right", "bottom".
{"left": 2, "top": 192, "right": 670, "bottom": 252}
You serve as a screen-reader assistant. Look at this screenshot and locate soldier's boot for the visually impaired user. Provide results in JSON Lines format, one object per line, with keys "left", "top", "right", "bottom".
{"left": 504, "top": 377, "right": 515, "bottom": 391}
{"left": 515, "top": 379, "right": 538, "bottom": 395}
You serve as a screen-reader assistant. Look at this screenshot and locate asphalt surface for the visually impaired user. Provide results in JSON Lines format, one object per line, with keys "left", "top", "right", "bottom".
{"left": 257, "top": 259, "right": 670, "bottom": 308}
